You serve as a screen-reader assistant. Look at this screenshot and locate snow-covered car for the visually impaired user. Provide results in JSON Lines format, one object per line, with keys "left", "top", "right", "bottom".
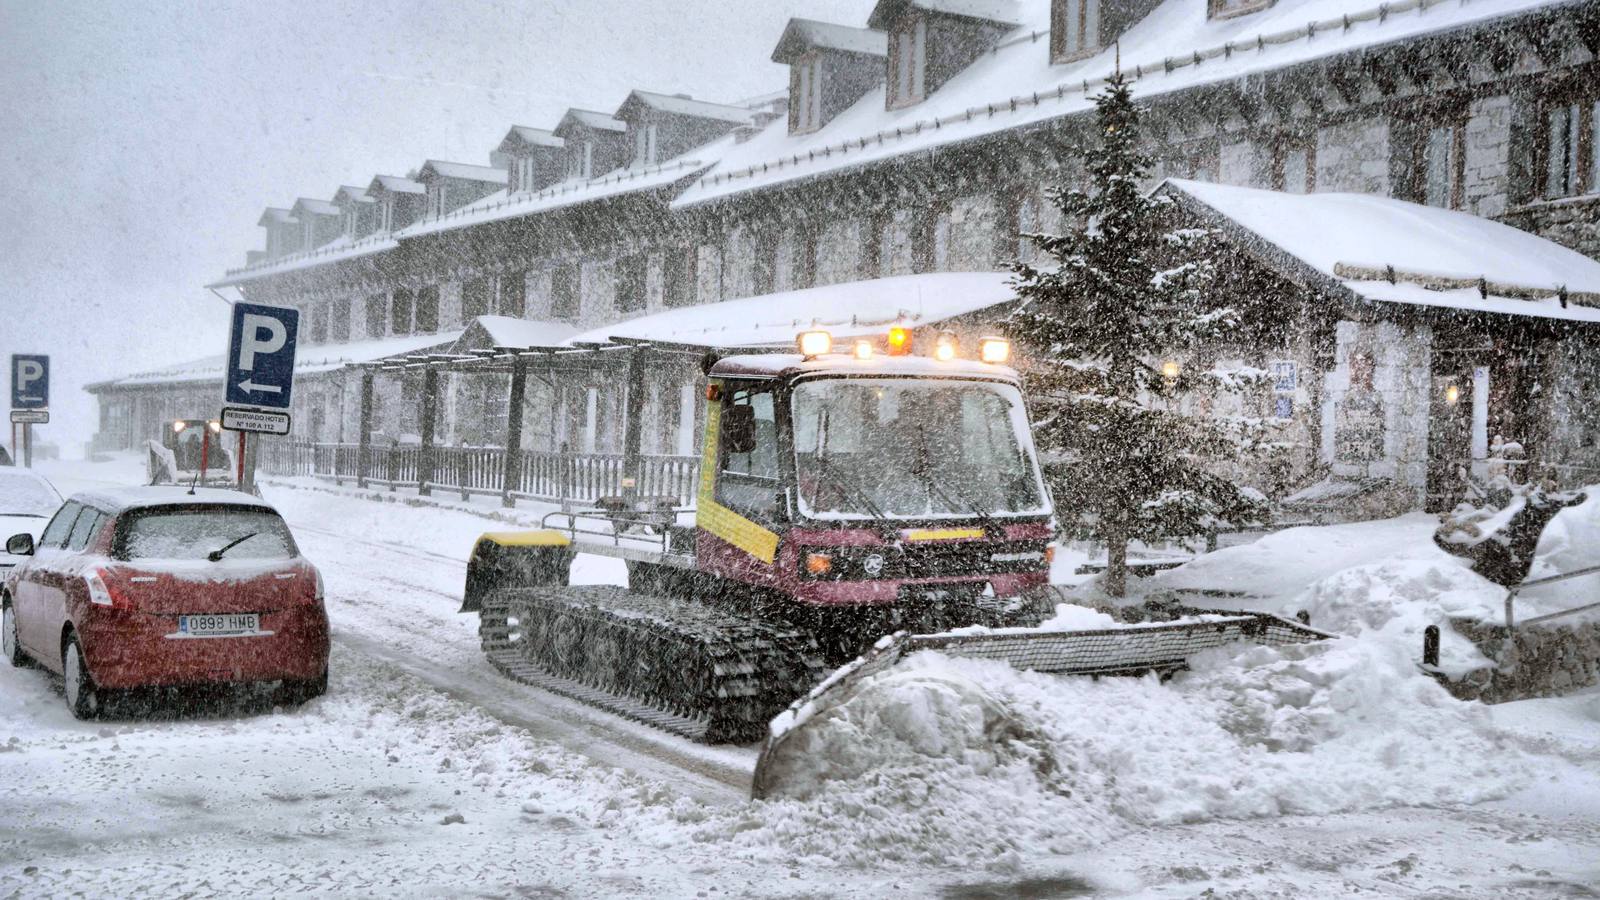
{"left": 0, "top": 468, "right": 63, "bottom": 570}
{"left": 1, "top": 487, "right": 328, "bottom": 719}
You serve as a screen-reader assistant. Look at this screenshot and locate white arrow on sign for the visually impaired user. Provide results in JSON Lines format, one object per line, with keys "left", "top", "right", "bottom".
{"left": 236, "top": 379, "right": 283, "bottom": 395}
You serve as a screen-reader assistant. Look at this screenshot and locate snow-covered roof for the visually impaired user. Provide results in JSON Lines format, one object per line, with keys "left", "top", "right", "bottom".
{"left": 369, "top": 174, "right": 425, "bottom": 195}
{"left": 678, "top": 0, "right": 1560, "bottom": 208}
{"left": 498, "top": 125, "right": 565, "bottom": 153}
{"left": 1161, "top": 179, "right": 1600, "bottom": 324}
{"left": 556, "top": 108, "right": 626, "bottom": 134}
{"left": 257, "top": 207, "right": 296, "bottom": 226}
{"left": 461, "top": 315, "right": 579, "bottom": 350}
{"left": 773, "top": 19, "right": 888, "bottom": 63}
{"left": 75, "top": 486, "right": 277, "bottom": 514}
{"left": 419, "top": 160, "right": 509, "bottom": 184}
{"left": 712, "top": 352, "right": 1019, "bottom": 381}
{"left": 566, "top": 271, "right": 1017, "bottom": 347}
{"left": 210, "top": 233, "right": 399, "bottom": 287}
{"left": 618, "top": 91, "right": 754, "bottom": 126}
{"left": 292, "top": 197, "right": 341, "bottom": 217}
{"left": 90, "top": 330, "right": 464, "bottom": 391}
{"left": 335, "top": 185, "right": 374, "bottom": 204}
{"left": 868, "top": 0, "right": 1022, "bottom": 28}
{"left": 392, "top": 134, "right": 730, "bottom": 242}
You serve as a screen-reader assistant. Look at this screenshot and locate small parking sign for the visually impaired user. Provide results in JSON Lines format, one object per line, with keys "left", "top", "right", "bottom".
{"left": 10, "top": 355, "right": 48, "bottom": 410}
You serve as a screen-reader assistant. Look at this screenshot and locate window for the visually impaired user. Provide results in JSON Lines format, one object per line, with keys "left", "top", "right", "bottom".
{"left": 751, "top": 232, "right": 776, "bottom": 296}
{"left": 380, "top": 198, "right": 394, "bottom": 232}
{"left": 1421, "top": 123, "right": 1463, "bottom": 208}
{"left": 1542, "top": 97, "right": 1599, "bottom": 199}
{"left": 570, "top": 142, "right": 594, "bottom": 180}
{"left": 391, "top": 288, "right": 414, "bottom": 335}
{"left": 1011, "top": 191, "right": 1042, "bottom": 264}
{"left": 1051, "top": 0, "right": 1101, "bottom": 62}
{"left": 366, "top": 293, "right": 387, "bottom": 338}
{"left": 461, "top": 278, "right": 491, "bottom": 320}
{"left": 498, "top": 271, "right": 526, "bottom": 316}
{"left": 717, "top": 387, "right": 780, "bottom": 521}
{"left": 1274, "top": 136, "right": 1316, "bottom": 194}
{"left": 551, "top": 266, "right": 579, "bottom": 320}
{"left": 331, "top": 296, "right": 351, "bottom": 342}
{"left": 616, "top": 256, "right": 646, "bottom": 313}
{"left": 415, "top": 285, "right": 440, "bottom": 332}
{"left": 39, "top": 502, "right": 82, "bottom": 549}
{"left": 889, "top": 17, "right": 926, "bottom": 108}
{"left": 512, "top": 156, "right": 535, "bottom": 192}
{"left": 633, "top": 123, "right": 658, "bottom": 166}
{"left": 67, "top": 508, "right": 104, "bottom": 552}
{"left": 1208, "top": 0, "right": 1274, "bottom": 19}
{"left": 792, "top": 55, "right": 824, "bottom": 133}
{"left": 118, "top": 506, "right": 296, "bottom": 561}
{"left": 664, "top": 247, "right": 696, "bottom": 308}
{"left": 309, "top": 303, "right": 329, "bottom": 344}
{"left": 428, "top": 183, "right": 447, "bottom": 218}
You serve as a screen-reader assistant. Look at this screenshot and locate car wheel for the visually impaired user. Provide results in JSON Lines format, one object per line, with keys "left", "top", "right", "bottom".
{"left": 277, "top": 667, "right": 328, "bottom": 706}
{"left": 2, "top": 600, "right": 29, "bottom": 668}
{"left": 63, "top": 635, "right": 101, "bottom": 720}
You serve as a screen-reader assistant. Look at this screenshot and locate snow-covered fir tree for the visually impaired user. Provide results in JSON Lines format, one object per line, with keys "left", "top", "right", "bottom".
{"left": 1007, "top": 73, "right": 1272, "bottom": 597}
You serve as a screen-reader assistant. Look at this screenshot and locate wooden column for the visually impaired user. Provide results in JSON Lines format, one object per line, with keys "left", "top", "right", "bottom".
{"left": 620, "top": 348, "right": 648, "bottom": 497}
{"left": 418, "top": 367, "right": 438, "bottom": 496}
{"left": 356, "top": 370, "right": 375, "bottom": 489}
{"left": 501, "top": 358, "right": 527, "bottom": 508}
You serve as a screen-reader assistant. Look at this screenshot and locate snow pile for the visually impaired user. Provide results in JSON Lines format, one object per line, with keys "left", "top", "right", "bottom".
{"left": 1525, "top": 488, "right": 1600, "bottom": 609}
{"left": 727, "top": 494, "right": 1600, "bottom": 869}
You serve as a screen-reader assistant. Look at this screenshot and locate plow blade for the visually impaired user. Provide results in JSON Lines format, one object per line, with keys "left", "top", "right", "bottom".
{"left": 752, "top": 612, "right": 1331, "bottom": 799}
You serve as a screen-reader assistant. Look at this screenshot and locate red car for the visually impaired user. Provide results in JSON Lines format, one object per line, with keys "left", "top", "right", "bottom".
{"left": 1, "top": 487, "right": 328, "bottom": 719}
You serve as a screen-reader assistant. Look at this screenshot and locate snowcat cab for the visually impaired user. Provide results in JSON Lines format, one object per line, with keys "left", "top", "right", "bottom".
{"left": 462, "top": 328, "right": 1328, "bottom": 746}
{"left": 147, "top": 418, "right": 234, "bottom": 486}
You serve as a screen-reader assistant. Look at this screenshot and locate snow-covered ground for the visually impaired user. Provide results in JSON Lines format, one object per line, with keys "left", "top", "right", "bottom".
{"left": 1, "top": 455, "right": 1597, "bottom": 897}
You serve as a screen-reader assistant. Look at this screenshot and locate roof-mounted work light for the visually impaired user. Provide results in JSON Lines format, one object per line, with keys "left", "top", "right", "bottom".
{"left": 978, "top": 336, "right": 1010, "bottom": 364}
{"left": 172, "top": 420, "right": 187, "bottom": 433}
{"left": 886, "top": 326, "right": 912, "bottom": 356}
{"left": 933, "top": 333, "right": 958, "bottom": 362}
{"left": 797, "top": 330, "right": 832, "bottom": 359}
{"left": 852, "top": 339, "right": 874, "bottom": 360}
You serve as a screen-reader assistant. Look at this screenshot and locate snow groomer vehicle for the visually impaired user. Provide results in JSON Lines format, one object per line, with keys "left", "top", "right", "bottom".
{"left": 461, "top": 326, "right": 1328, "bottom": 744}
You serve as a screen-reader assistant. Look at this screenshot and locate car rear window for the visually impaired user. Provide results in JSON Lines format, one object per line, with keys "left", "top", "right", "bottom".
{"left": 0, "top": 472, "right": 62, "bottom": 518}
{"left": 117, "top": 505, "right": 297, "bottom": 561}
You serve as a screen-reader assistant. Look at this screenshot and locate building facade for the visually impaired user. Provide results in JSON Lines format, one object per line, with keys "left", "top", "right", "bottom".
{"left": 89, "top": 0, "right": 1600, "bottom": 513}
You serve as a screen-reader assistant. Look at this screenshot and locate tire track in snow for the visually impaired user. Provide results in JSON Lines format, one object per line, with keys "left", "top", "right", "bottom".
{"left": 287, "top": 521, "right": 756, "bottom": 803}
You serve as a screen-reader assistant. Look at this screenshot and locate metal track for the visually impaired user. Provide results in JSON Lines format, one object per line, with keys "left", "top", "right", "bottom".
{"left": 479, "top": 586, "right": 829, "bottom": 744}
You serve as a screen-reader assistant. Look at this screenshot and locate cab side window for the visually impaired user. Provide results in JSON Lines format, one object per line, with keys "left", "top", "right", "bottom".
{"left": 38, "top": 502, "right": 82, "bottom": 550}
{"left": 67, "top": 508, "right": 104, "bottom": 552}
{"left": 718, "top": 387, "right": 781, "bottom": 522}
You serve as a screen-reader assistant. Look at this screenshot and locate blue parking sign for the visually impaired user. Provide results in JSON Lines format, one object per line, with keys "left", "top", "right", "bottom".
{"left": 224, "top": 302, "right": 299, "bottom": 410}
{"left": 10, "top": 355, "right": 48, "bottom": 409}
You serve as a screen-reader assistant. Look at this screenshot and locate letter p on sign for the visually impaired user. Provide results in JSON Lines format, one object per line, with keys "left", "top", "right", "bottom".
{"left": 10, "top": 355, "right": 49, "bottom": 410}
{"left": 238, "top": 314, "right": 288, "bottom": 371}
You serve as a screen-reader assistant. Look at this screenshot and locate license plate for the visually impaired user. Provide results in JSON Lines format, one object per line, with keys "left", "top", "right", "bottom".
{"left": 176, "top": 613, "right": 260, "bottom": 637}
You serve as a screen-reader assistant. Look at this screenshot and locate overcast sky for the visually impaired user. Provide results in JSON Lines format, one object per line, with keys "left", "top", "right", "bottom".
{"left": 0, "top": 0, "right": 871, "bottom": 450}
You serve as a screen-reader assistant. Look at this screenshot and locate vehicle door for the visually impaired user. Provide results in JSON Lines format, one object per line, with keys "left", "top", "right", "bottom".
{"left": 14, "top": 501, "right": 83, "bottom": 662}
{"left": 701, "top": 382, "right": 786, "bottom": 585}
{"left": 41, "top": 505, "right": 110, "bottom": 653}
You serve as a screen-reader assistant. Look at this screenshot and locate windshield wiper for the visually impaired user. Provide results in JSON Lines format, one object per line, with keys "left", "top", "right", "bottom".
{"left": 810, "top": 407, "right": 886, "bottom": 519}
{"left": 208, "top": 532, "right": 260, "bottom": 561}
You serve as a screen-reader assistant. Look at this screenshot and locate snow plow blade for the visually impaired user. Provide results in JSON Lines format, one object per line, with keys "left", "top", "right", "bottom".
{"left": 751, "top": 612, "right": 1332, "bottom": 799}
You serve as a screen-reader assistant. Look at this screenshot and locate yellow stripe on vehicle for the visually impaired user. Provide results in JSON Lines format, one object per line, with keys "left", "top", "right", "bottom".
{"left": 694, "top": 389, "right": 779, "bottom": 564}
{"left": 478, "top": 530, "right": 572, "bottom": 548}
{"left": 902, "top": 527, "right": 985, "bottom": 542}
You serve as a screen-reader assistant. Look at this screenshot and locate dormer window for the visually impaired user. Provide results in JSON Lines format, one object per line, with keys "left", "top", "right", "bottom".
{"left": 568, "top": 142, "right": 594, "bottom": 180}
{"left": 792, "top": 54, "right": 824, "bottom": 133}
{"left": 427, "top": 184, "right": 447, "bottom": 219}
{"left": 633, "top": 124, "right": 659, "bottom": 167}
{"left": 888, "top": 17, "right": 926, "bottom": 108}
{"left": 1208, "top": 0, "right": 1274, "bottom": 20}
{"left": 1051, "top": 0, "right": 1101, "bottom": 62}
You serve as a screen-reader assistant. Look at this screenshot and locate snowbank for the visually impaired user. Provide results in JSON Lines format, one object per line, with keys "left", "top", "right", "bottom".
{"left": 728, "top": 496, "right": 1600, "bottom": 868}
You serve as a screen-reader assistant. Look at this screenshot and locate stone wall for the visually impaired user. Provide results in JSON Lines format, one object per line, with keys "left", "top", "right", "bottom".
{"left": 1462, "top": 94, "right": 1512, "bottom": 219}
{"left": 1320, "top": 319, "right": 1432, "bottom": 496}
{"left": 1544, "top": 329, "right": 1600, "bottom": 489}
{"left": 1316, "top": 116, "right": 1390, "bottom": 194}
{"left": 1440, "top": 615, "right": 1600, "bottom": 703}
{"left": 1501, "top": 196, "right": 1600, "bottom": 261}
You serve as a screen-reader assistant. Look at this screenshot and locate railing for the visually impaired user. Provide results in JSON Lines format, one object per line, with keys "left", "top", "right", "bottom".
{"left": 256, "top": 439, "right": 698, "bottom": 508}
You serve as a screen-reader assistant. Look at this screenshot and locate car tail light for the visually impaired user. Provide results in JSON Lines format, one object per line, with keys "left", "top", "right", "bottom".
{"left": 85, "top": 569, "right": 117, "bottom": 607}
{"left": 312, "top": 567, "right": 325, "bottom": 602}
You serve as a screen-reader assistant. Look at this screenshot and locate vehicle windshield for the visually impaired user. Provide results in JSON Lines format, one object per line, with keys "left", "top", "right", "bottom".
{"left": 791, "top": 378, "right": 1048, "bottom": 520}
{"left": 118, "top": 506, "right": 297, "bottom": 561}
{"left": 0, "top": 472, "right": 62, "bottom": 517}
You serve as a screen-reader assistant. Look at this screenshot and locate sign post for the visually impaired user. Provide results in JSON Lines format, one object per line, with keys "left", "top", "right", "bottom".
{"left": 222, "top": 303, "right": 298, "bottom": 492}
{"left": 10, "top": 355, "right": 49, "bottom": 469}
